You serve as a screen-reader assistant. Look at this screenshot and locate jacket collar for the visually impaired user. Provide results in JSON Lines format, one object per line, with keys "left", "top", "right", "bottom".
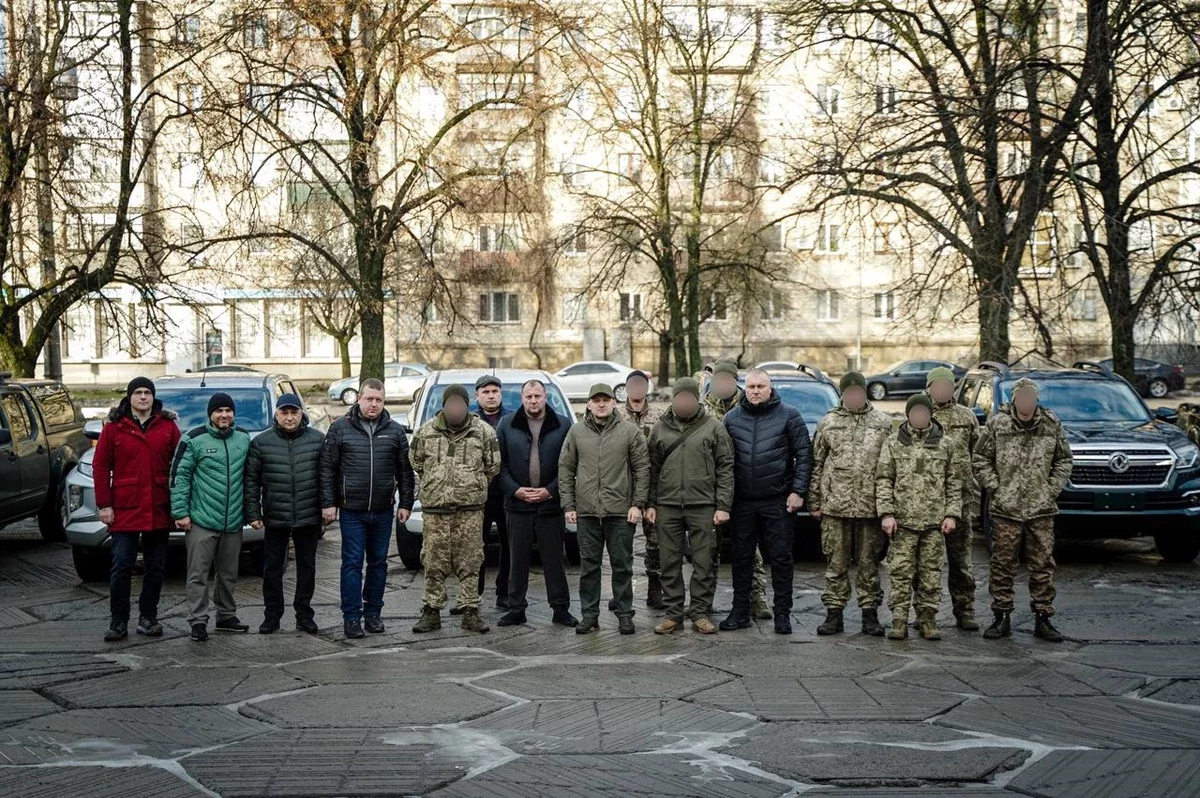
{"left": 666, "top": 404, "right": 706, "bottom": 426}
{"left": 740, "top": 388, "right": 780, "bottom": 415}
{"left": 897, "top": 419, "right": 944, "bottom": 447}
{"left": 272, "top": 414, "right": 311, "bottom": 439}
{"left": 206, "top": 420, "right": 235, "bottom": 439}
{"left": 584, "top": 409, "right": 618, "bottom": 432}
{"left": 347, "top": 404, "right": 391, "bottom": 431}
{"left": 834, "top": 399, "right": 875, "bottom": 417}
{"left": 512, "top": 405, "right": 560, "bottom": 433}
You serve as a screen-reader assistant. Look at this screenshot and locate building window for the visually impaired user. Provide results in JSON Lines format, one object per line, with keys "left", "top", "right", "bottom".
{"left": 422, "top": 301, "right": 441, "bottom": 323}
{"left": 177, "top": 83, "right": 203, "bottom": 113}
{"left": 759, "top": 222, "right": 784, "bottom": 252}
{"left": 619, "top": 292, "right": 642, "bottom": 322}
{"left": 245, "top": 83, "right": 273, "bottom": 113}
{"left": 617, "top": 152, "right": 644, "bottom": 183}
{"left": 875, "top": 86, "right": 898, "bottom": 115}
{"left": 175, "top": 15, "right": 200, "bottom": 44}
{"left": 458, "top": 5, "right": 513, "bottom": 39}
{"left": 479, "top": 292, "right": 520, "bottom": 323}
{"left": 701, "top": 291, "right": 727, "bottom": 322}
{"left": 242, "top": 15, "right": 268, "bottom": 48}
{"left": 874, "top": 291, "right": 897, "bottom": 320}
{"left": 816, "top": 222, "right": 841, "bottom": 254}
{"left": 1071, "top": 288, "right": 1099, "bottom": 321}
{"left": 565, "top": 230, "right": 588, "bottom": 255}
{"left": 765, "top": 289, "right": 785, "bottom": 320}
{"left": 874, "top": 222, "right": 898, "bottom": 253}
{"left": 456, "top": 72, "right": 528, "bottom": 110}
{"left": 476, "top": 224, "right": 518, "bottom": 252}
{"left": 759, "top": 153, "right": 785, "bottom": 185}
{"left": 816, "top": 289, "right": 840, "bottom": 321}
{"left": 817, "top": 83, "right": 841, "bottom": 116}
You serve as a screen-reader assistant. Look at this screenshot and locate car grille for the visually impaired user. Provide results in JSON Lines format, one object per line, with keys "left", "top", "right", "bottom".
{"left": 1070, "top": 464, "right": 1172, "bottom": 486}
{"left": 1068, "top": 445, "right": 1175, "bottom": 488}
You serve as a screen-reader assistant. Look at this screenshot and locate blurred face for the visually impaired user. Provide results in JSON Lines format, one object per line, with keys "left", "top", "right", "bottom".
{"left": 130, "top": 387, "right": 154, "bottom": 414}
{"left": 929, "top": 380, "right": 955, "bottom": 404}
{"left": 522, "top": 383, "right": 546, "bottom": 418}
{"left": 711, "top": 372, "right": 737, "bottom": 400}
{"left": 359, "top": 386, "right": 385, "bottom": 419}
{"left": 210, "top": 407, "right": 234, "bottom": 431}
{"left": 626, "top": 376, "right": 649, "bottom": 402}
{"left": 744, "top": 373, "right": 771, "bottom": 405}
{"left": 443, "top": 396, "right": 469, "bottom": 426}
{"left": 476, "top": 384, "right": 502, "bottom": 414}
{"left": 842, "top": 385, "right": 867, "bottom": 411}
{"left": 589, "top": 394, "right": 615, "bottom": 418}
{"left": 275, "top": 406, "right": 302, "bottom": 431}
{"left": 672, "top": 392, "right": 700, "bottom": 418}
{"left": 908, "top": 406, "right": 932, "bottom": 429}
{"left": 1013, "top": 390, "right": 1039, "bottom": 418}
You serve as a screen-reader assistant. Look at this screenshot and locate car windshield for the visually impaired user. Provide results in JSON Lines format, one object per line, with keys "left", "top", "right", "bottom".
{"left": 998, "top": 379, "right": 1150, "bottom": 424}
{"left": 156, "top": 388, "right": 273, "bottom": 432}
{"left": 421, "top": 382, "right": 573, "bottom": 422}
{"left": 768, "top": 381, "right": 840, "bottom": 422}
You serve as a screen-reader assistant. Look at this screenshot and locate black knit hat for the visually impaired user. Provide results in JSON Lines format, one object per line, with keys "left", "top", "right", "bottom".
{"left": 442, "top": 384, "right": 470, "bottom": 406}
{"left": 673, "top": 377, "right": 701, "bottom": 399}
{"left": 627, "top": 369, "right": 650, "bottom": 384}
{"left": 906, "top": 393, "right": 934, "bottom": 417}
{"left": 207, "top": 392, "right": 235, "bottom": 416}
{"left": 126, "top": 376, "right": 155, "bottom": 398}
{"left": 839, "top": 371, "right": 867, "bottom": 392}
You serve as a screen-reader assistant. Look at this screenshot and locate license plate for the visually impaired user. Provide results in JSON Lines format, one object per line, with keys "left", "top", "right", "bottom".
{"left": 1093, "top": 493, "right": 1144, "bottom": 511}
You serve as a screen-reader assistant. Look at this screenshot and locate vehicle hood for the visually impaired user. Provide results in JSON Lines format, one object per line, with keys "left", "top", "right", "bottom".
{"left": 1062, "top": 420, "right": 1189, "bottom": 448}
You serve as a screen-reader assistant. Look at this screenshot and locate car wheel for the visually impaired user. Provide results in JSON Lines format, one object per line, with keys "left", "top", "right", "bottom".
{"left": 72, "top": 545, "right": 110, "bottom": 583}
{"left": 613, "top": 383, "right": 627, "bottom": 402}
{"left": 563, "top": 534, "right": 581, "bottom": 566}
{"left": 38, "top": 492, "right": 68, "bottom": 543}
{"left": 868, "top": 382, "right": 887, "bottom": 401}
{"left": 340, "top": 388, "right": 359, "bottom": 406}
{"left": 396, "top": 523, "right": 423, "bottom": 570}
{"left": 1148, "top": 379, "right": 1170, "bottom": 398}
{"left": 1154, "top": 534, "right": 1200, "bottom": 564}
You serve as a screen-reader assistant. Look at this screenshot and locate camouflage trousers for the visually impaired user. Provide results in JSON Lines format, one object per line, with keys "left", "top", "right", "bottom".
{"left": 644, "top": 520, "right": 659, "bottom": 578}
{"left": 421, "top": 510, "right": 486, "bottom": 611}
{"left": 714, "top": 525, "right": 770, "bottom": 610}
{"left": 912, "top": 518, "right": 977, "bottom": 617}
{"left": 821, "top": 516, "right": 886, "bottom": 610}
{"left": 989, "top": 515, "right": 1056, "bottom": 616}
{"left": 890, "top": 526, "right": 946, "bottom": 619}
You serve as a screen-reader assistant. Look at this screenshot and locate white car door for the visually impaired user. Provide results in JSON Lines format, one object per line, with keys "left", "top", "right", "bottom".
{"left": 396, "top": 367, "right": 426, "bottom": 400}
{"left": 556, "top": 364, "right": 596, "bottom": 399}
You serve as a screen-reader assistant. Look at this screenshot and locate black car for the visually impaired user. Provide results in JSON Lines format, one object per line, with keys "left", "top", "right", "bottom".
{"left": 864, "top": 360, "right": 966, "bottom": 401}
{"left": 1098, "top": 358, "right": 1186, "bottom": 399}
{"left": 957, "top": 360, "right": 1200, "bottom": 563}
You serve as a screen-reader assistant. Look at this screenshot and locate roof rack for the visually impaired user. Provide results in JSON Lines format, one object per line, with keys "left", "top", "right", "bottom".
{"left": 975, "top": 361, "right": 1011, "bottom": 376}
{"left": 796, "top": 363, "right": 827, "bottom": 382}
{"left": 0, "top": 371, "right": 11, "bottom": 382}
{"left": 1071, "top": 360, "right": 1114, "bottom": 376}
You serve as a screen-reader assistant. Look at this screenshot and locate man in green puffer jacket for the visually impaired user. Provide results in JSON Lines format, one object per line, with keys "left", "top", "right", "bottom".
{"left": 171, "top": 392, "right": 252, "bottom": 641}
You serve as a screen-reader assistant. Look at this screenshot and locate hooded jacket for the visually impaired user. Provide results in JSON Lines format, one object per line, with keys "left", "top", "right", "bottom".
{"left": 170, "top": 421, "right": 252, "bottom": 532}
{"left": 93, "top": 399, "right": 181, "bottom": 533}
{"left": 410, "top": 412, "right": 501, "bottom": 513}
{"left": 558, "top": 410, "right": 650, "bottom": 517}
{"left": 875, "top": 420, "right": 962, "bottom": 530}
{"left": 808, "top": 400, "right": 893, "bottom": 517}
{"left": 242, "top": 414, "right": 326, "bottom": 529}
{"left": 647, "top": 405, "right": 734, "bottom": 511}
{"left": 722, "top": 389, "right": 812, "bottom": 501}
{"left": 973, "top": 404, "right": 1074, "bottom": 521}
{"left": 318, "top": 405, "right": 415, "bottom": 513}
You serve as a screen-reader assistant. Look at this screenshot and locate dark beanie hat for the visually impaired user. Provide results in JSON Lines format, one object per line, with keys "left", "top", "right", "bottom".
{"left": 840, "top": 371, "right": 867, "bottom": 392}
{"left": 673, "top": 377, "right": 701, "bottom": 399}
{"left": 207, "top": 392, "right": 235, "bottom": 416}
{"left": 442, "top": 384, "right": 470, "bottom": 405}
{"left": 126, "top": 376, "right": 155, "bottom": 398}
{"left": 906, "top": 393, "right": 934, "bottom": 416}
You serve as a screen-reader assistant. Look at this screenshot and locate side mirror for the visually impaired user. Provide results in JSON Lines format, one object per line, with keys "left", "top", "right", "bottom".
{"left": 1155, "top": 406, "right": 1179, "bottom": 423}
{"left": 0, "top": 429, "right": 10, "bottom": 446}
{"left": 972, "top": 407, "right": 987, "bottom": 424}
{"left": 84, "top": 419, "right": 103, "bottom": 440}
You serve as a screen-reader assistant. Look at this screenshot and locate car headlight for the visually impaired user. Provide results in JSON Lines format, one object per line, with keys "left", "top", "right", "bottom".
{"left": 68, "top": 485, "right": 84, "bottom": 513}
{"left": 77, "top": 460, "right": 93, "bottom": 477}
{"left": 1177, "top": 443, "right": 1200, "bottom": 469}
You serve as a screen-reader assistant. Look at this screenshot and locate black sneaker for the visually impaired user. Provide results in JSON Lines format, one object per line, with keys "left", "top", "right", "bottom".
{"left": 104, "top": 621, "right": 128, "bottom": 642}
{"left": 618, "top": 616, "right": 635, "bottom": 635}
{"left": 363, "top": 615, "right": 385, "bottom": 634}
{"left": 497, "top": 611, "right": 527, "bottom": 627}
{"left": 259, "top": 618, "right": 280, "bottom": 635}
{"left": 718, "top": 613, "right": 752, "bottom": 631}
{"left": 190, "top": 623, "right": 208, "bottom": 642}
{"left": 215, "top": 617, "right": 249, "bottom": 633}
{"left": 344, "top": 620, "right": 365, "bottom": 639}
{"left": 296, "top": 618, "right": 319, "bottom": 634}
{"left": 774, "top": 613, "right": 793, "bottom": 635}
{"left": 552, "top": 608, "right": 578, "bottom": 627}
{"left": 135, "top": 617, "right": 162, "bottom": 637}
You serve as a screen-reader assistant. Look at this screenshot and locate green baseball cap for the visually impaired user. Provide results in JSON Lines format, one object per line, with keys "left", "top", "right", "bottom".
{"left": 588, "top": 383, "right": 614, "bottom": 399}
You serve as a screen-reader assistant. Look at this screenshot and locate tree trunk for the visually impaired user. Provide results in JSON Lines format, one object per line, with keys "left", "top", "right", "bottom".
{"left": 359, "top": 305, "right": 385, "bottom": 381}
{"left": 657, "top": 332, "right": 671, "bottom": 387}
{"left": 0, "top": 317, "right": 38, "bottom": 377}
{"left": 336, "top": 336, "right": 353, "bottom": 378}
{"left": 976, "top": 260, "right": 1013, "bottom": 363}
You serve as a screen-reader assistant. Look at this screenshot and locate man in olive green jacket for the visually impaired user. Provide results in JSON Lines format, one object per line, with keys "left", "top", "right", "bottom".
{"left": 559, "top": 383, "right": 650, "bottom": 635}
{"left": 646, "top": 378, "right": 733, "bottom": 635}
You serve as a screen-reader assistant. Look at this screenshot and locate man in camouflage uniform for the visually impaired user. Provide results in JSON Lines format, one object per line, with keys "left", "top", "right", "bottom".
{"left": 410, "top": 384, "right": 502, "bottom": 634}
{"left": 808, "top": 371, "right": 894, "bottom": 636}
{"left": 618, "top": 369, "right": 666, "bottom": 609}
{"left": 926, "top": 366, "right": 982, "bottom": 630}
{"left": 877, "top": 394, "right": 962, "bottom": 641}
{"left": 703, "top": 360, "right": 771, "bottom": 619}
{"left": 973, "top": 377, "right": 1073, "bottom": 642}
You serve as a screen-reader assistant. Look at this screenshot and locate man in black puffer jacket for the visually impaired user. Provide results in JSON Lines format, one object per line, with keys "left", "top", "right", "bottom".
{"left": 720, "top": 369, "right": 813, "bottom": 635}
{"left": 244, "top": 394, "right": 325, "bottom": 635}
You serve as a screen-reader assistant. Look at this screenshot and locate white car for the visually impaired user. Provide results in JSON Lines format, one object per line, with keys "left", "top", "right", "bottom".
{"left": 553, "top": 360, "right": 654, "bottom": 401}
{"left": 327, "top": 362, "right": 430, "bottom": 405}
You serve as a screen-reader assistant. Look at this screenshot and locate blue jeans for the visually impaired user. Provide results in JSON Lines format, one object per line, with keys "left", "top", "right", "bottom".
{"left": 339, "top": 509, "right": 392, "bottom": 622}
{"left": 110, "top": 531, "right": 169, "bottom": 624}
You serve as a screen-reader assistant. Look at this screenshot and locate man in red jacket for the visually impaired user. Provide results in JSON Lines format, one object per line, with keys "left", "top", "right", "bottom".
{"left": 93, "top": 377, "right": 181, "bottom": 641}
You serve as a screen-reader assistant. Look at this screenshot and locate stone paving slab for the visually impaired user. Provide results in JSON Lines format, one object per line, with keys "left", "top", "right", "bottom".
{"left": 461, "top": 698, "right": 759, "bottom": 754}
{"left": 1142, "top": 679, "right": 1200, "bottom": 706}
{"left": 0, "top": 654, "right": 128, "bottom": 689}
{"left": 283, "top": 647, "right": 514, "bottom": 684}
{"left": 1066, "top": 643, "right": 1200, "bottom": 678}
{"left": 0, "top": 765, "right": 211, "bottom": 797}
{"left": 0, "top": 584, "right": 102, "bottom": 610}
{"left": 45, "top": 665, "right": 314, "bottom": 708}
{"left": 241, "top": 681, "right": 512, "bottom": 727}
{"left": 887, "top": 658, "right": 1144, "bottom": 697}
{"left": 131, "top": 629, "right": 348, "bottom": 667}
{"left": 937, "top": 695, "right": 1200, "bottom": 748}
{"left": 0, "top": 690, "right": 62, "bottom": 726}
{"left": 1006, "top": 749, "right": 1200, "bottom": 797}
{"left": 0, "top": 607, "right": 38, "bottom": 628}
{"left": 475, "top": 661, "right": 734, "bottom": 700}
{"left": 481, "top": 628, "right": 717, "bottom": 657}
{"left": 691, "top": 677, "right": 965, "bottom": 721}
{"left": 0, "top": 619, "right": 188, "bottom": 654}
{"left": 683, "top": 641, "right": 900, "bottom": 678}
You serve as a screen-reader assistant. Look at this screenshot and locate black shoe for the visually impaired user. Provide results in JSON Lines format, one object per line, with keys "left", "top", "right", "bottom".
{"left": 575, "top": 617, "right": 600, "bottom": 635}
{"left": 552, "top": 608, "right": 578, "bottom": 627}
{"left": 497, "top": 611, "right": 527, "bottom": 627}
{"left": 718, "top": 612, "right": 752, "bottom": 631}
{"left": 496, "top": 595, "right": 511, "bottom": 610}
{"left": 774, "top": 613, "right": 793, "bottom": 635}
{"left": 363, "top": 616, "right": 385, "bottom": 634}
{"left": 259, "top": 618, "right": 280, "bottom": 635}
{"left": 618, "top": 616, "right": 636, "bottom": 635}
{"left": 449, "top": 605, "right": 464, "bottom": 616}
{"left": 135, "top": 617, "right": 162, "bottom": 637}
{"left": 344, "top": 620, "right": 365, "bottom": 639}
{"left": 215, "top": 617, "right": 249, "bottom": 633}
{"left": 1034, "top": 612, "right": 1064, "bottom": 642}
{"left": 104, "top": 621, "right": 128, "bottom": 642}
{"left": 983, "top": 611, "right": 1012, "bottom": 640}
{"left": 296, "top": 618, "right": 319, "bottom": 634}
{"left": 190, "top": 623, "right": 208, "bottom": 642}
{"left": 861, "top": 608, "right": 885, "bottom": 637}
{"left": 817, "top": 608, "right": 844, "bottom": 636}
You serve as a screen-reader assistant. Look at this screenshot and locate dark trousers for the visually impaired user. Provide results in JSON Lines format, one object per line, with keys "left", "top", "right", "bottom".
{"left": 109, "top": 531, "right": 169, "bottom": 623}
{"left": 477, "top": 496, "right": 509, "bottom": 598}
{"left": 506, "top": 508, "right": 571, "bottom": 612}
{"left": 578, "top": 516, "right": 635, "bottom": 620}
{"left": 263, "top": 525, "right": 320, "bottom": 622}
{"left": 340, "top": 509, "right": 392, "bottom": 622}
{"left": 731, "top": 497, "right": 794, "bottom": 615}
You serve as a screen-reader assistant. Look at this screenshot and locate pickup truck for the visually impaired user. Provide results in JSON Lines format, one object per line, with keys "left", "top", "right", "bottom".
{"left": 0, "top": 374, "right": 91, "bottom": 541}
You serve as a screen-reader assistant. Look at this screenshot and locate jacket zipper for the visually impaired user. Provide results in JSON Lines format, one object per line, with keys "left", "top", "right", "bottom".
{"left": 288, "top": 436, "right": 295, "bottom": 527}
{"left": 222, "top": 436, "right": 230, "bottom": 532}
{"left": 367, "top": 422, "right": 375, "bottom": 510}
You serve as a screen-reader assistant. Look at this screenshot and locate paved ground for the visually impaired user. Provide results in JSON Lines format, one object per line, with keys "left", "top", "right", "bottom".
{"left": 1, "top": 522, "right": 1199, "bottom": 797}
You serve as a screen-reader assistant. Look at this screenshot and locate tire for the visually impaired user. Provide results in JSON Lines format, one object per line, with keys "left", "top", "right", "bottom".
{"left": 563, "top": 533, "right": 581, "bottom": 566}
{"left": 340, "top": 388, "right": 359, "bottom": 406}
{"left": 1148, "top": 379, "right": 1170, "bottom": 399}
{"left": 72, "top": 545, "right": 110, "bottom": 583}
{"left": 38, "top": 492, "right": 68, "bottom": 543}
{"left": 613, "top": 383, "right": 628, "bottom": 402}
{"left": 868, "top": 382, "right": 887, "bottom": 401}
{"left": 1154, "top": 534, "right": 1200, "bottom": 563}
{"left": 396, "top": 523, "right": 423, "bottom": 570}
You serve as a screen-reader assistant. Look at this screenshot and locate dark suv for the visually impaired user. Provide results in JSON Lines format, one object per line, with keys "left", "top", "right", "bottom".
{"left": 957, "top": 361, "right": 1200, "bottom": 563}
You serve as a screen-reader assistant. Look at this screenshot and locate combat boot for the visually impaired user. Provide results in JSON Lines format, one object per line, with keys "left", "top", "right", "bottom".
{"left": 982, "top": 611, "right": 1011, "bottom": 639}
{"left": 412, "top": 607, "right": 441, "bottom": 633}
{"left": 817, "top": 607, "right": 844, "bottom": 636}
{"left": 750, "top": 597, "right": 773, "bottom": 620}
{"left": 955, "top": 609, "right": 980, "bottom": 632}
{"left": 646, "top": 574, "right": 665, "bottom": 610}
{"left": 887, "top": 618, "right": 908, "bottom": 640}
{"left": 460, "top": 607, "right": 489, "bottom": 634}
{"left": 861, "top": 608, "right": 885, "bottom": 637}
{"left": 917, "top": 611, "right": 941, "bottom": 641}
{"left": 1034, "top": 613, "right": 1064, "bottom": 642}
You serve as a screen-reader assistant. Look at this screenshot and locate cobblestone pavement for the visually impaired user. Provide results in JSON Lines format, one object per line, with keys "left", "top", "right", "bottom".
{"left": 1, "top": 521, "right": 1198, "bottom": 797}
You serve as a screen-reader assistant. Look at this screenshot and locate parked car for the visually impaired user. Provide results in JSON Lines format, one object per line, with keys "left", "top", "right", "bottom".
{"left": 553, "top": 361, "right": 654, "bottom": 402}
{"left": 0, "top": 374, "right": 90, "bottom": 542}
{"left": 865, "top": 360, "right": 966, "bottom": 401}
{"left": 1098, "top": 357, "right": 1186, "bottom": 399}
{"left": 327, "top": 362, "right": 431, "bottom": 406}
{"left": 754, "top": 361, "right": 800, "bottom": 372}
{"left": 957, "top": 360, "right": 1200, "bottom": 563}
{"left": 196, "top": 363, "right": 261, "bottom": 373}
{"left": 62, "top": 372, "right": 327, "bottom": 582}
{"left": 395, "top": 368, "right": 579, "bottom": 570}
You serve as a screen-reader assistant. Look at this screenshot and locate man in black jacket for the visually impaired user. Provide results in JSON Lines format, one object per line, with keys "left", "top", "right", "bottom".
{"left": 719, "top": 369, "right": 813, "bottom": 634}
{"left": 495, "top": 380, "right": 578, "bottom": 628}
{"left": 244, "top": 394, "right": 325, "bottom": 635}
{"left": 319, "top": 379, "right": 415, "bottom": 640}
{"left": 473, "top": 374, "right": 511, "bottom": 610}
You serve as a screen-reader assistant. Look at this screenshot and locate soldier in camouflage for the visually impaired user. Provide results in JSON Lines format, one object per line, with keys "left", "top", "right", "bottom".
{"left": 808, "top": 371, "right": 894, "bottom": 636}
{"left": 703, "top": 360, "right": 772, "bottom": 619}
{"left": 618, "top": 370, "right": 666, "bottom": 610}
{"left": 972, "top": 377, "right": 1073, "bottom": 642}
{"left": 925, "top": 366, "right": 982, "bottom": 630}
{"left": 877, "top": 394, "right": 962, "bottom": 640}
{"left": 409, "top": 384, "right": 502, "bottom": 634}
